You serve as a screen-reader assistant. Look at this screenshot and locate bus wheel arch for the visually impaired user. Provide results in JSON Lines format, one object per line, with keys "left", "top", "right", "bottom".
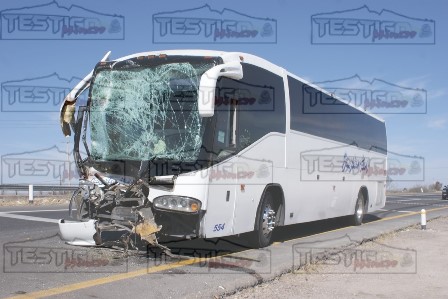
{"left": 251, "top": 184, "right": 285, "bottom": 248}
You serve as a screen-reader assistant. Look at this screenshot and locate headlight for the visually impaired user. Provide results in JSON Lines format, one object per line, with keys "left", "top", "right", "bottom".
{"left": 153, "top": 196, "right": 201, "bottom": 213}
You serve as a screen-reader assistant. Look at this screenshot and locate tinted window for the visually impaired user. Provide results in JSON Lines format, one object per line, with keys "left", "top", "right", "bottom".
{"left": 288, "top": 76, "right": 387, "bottom": 153}
{"left": 212, "top": 64, "right": 286, "bottom": 160}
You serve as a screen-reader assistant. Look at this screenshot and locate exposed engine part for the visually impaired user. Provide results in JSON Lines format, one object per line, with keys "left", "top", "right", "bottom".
{"left": 67, "top": 175, "right": 176, "bottom": 256}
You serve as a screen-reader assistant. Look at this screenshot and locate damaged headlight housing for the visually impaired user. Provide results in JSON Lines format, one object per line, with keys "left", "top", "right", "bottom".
{"left": 153, "top": 196, "right": 201, "bottom": 213}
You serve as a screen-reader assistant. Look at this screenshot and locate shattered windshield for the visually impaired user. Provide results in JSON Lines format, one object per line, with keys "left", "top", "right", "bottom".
{"left": 89, "top": 57, "right": 216, "bottom": 162}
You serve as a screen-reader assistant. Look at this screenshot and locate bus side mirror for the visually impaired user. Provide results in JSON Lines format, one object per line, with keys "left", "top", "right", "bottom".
{"left": 197, "top": 61, "right": 243, "bottom": 117}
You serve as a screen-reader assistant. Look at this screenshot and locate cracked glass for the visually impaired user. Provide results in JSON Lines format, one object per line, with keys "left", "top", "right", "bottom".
{"left": 89, "top": 59, "right": 215, "bottom": 162}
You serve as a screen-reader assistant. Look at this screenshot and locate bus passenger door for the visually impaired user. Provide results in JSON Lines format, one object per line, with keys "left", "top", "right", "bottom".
{"left": 205, "top": 161, "right": 237, "bottom": 237}
{"left": 203, "top": 96, "right": 238, "bottom": 238}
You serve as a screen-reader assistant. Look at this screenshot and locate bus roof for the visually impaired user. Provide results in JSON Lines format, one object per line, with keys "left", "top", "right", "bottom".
{"left": 109, "top": 49, "right": 385, "bottom": 123}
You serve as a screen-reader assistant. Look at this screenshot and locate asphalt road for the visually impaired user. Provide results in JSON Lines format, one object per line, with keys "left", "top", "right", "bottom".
{"left": 0, "top": 193, "right": 447, "bottom": 299}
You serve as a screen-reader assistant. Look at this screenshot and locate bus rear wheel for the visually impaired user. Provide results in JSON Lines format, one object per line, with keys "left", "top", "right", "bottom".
{"left": 252, "top": 191, "right": 277, "bottom": 248}
{"left": 350, "top": 191, "right": 365, "bottom": 226}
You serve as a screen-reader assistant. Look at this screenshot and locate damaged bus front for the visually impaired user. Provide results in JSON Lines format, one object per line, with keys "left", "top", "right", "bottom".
{"left": 58, "top": 51, "right": 243, "bottom": 250}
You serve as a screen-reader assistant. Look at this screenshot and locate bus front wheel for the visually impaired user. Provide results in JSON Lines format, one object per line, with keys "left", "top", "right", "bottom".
{"left": 68, "top": 188, "right": 91, "bottom": 221}
{"left": 252, "top": 191, "right": 277, "bottom": 248}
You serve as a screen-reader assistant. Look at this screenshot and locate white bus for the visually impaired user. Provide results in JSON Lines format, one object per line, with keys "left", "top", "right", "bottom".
{"left": 59, "top": 50, "right": 387, "bottom": 249}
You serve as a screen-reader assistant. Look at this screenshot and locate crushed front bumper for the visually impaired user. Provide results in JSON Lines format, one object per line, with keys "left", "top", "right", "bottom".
{"left": 58, "top": 209, "right": 204, "bottom": 247}
{"left": 59, "top": 219, "right": 135, "bottom": 247}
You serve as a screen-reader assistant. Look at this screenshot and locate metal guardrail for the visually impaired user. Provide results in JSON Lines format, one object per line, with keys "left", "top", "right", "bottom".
{"left": 0, "top": 184, "right": 78, "bottom": 195}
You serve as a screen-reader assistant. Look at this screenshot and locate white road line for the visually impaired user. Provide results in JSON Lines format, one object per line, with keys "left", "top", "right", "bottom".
{"left": 386, "top": 201, "right": 448, "bottom": 207}
{"left": 1, "top": 209, "right": 68, "bottom": 214}
{"left": 389, "top": 200, "right": 424, "bottom": 203}
{"left": 377, "top": 208, "right": 414, "bottom": 213}
{"left": 387, "top": 194, "right": 439, "bottom": 197}
{"left": 0, "top": 212, "right": 59, "bottom": 223}
{"left": 392, "top": 199, "right": 439, "bottom": 202}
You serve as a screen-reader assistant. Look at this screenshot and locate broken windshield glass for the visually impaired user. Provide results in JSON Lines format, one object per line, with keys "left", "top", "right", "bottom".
{"left": 89, "top": 59, "right": 215, "bottom": 162}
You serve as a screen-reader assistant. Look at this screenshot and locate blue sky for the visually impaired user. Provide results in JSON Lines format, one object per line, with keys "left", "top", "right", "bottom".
{"left": 0, "top": 0, "right": 446, "bottom": 188}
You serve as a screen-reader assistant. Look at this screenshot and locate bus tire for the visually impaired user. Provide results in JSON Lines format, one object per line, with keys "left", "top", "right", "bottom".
{"left": 350, "top": 190, "right": 366, "bottom": 226}
{"left": 68, "top": 188, "right": 90, "bottom": 221}
{"left": 251, "top": 191, "right": 277, "bottom": 248}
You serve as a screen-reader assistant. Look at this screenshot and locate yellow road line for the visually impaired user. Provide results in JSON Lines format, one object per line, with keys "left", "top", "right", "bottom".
{"left": 275, "top": 206, "right": 448, "bottom": 246}
{"left": 8, "top": 257, "right": 210, "bottom": 299}
{"left": 7, "top": 206, "right": 448, "bottom": 299}
{"left": 366, "top": 206, "right": 448, "bottom": 223}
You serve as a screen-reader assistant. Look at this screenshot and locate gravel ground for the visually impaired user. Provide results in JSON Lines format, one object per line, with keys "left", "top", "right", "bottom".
{"left": 226, "top": 217, "right": 448, "bottom": 299}
{"left": 0, "top": 195, "right": 71, "bottom": 206}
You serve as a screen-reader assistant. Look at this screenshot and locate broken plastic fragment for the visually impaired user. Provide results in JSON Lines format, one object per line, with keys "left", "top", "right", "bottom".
{"left": 58, "top": 219, "right": 97, "bottom": 246}
{"left": 60, "top": 102, "right": 76, "bottom": 136}
{"left": 133, "top": 219, "right": 161, "bottom": 245}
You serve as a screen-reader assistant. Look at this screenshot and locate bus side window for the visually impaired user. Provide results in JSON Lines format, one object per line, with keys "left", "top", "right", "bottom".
{"left": 213, "top": 64, "right": 285, "bottom": 160}
{"left": 214, "top": 78, "right": 238, "bottom": 160}
{"left": 236, "top": 64, "right": 286, "bottom": 150}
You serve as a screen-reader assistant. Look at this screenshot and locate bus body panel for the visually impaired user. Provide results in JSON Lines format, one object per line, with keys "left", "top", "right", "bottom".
{"left": 203, "top": 133, "right": 284, "bottom": 237}
{"left": 233, "top": 133, "right": 285, "bottom": 235}
{"left": 202, "top": 157, "right": 237, "bottom": 238}
{"left": 283, "top": 130, "right": 386, "bottom": 225}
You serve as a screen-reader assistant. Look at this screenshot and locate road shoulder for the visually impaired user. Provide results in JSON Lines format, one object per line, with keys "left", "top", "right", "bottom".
{"left": 226, "top": 216, "right": 448, "bottom": 298}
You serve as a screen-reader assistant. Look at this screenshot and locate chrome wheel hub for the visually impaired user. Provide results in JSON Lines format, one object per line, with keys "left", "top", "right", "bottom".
{"left": 356, "top": 197, "right": 364, "bottom": 220}
{"left": 261, "top": 204, "right": 276, "bottom": 236}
